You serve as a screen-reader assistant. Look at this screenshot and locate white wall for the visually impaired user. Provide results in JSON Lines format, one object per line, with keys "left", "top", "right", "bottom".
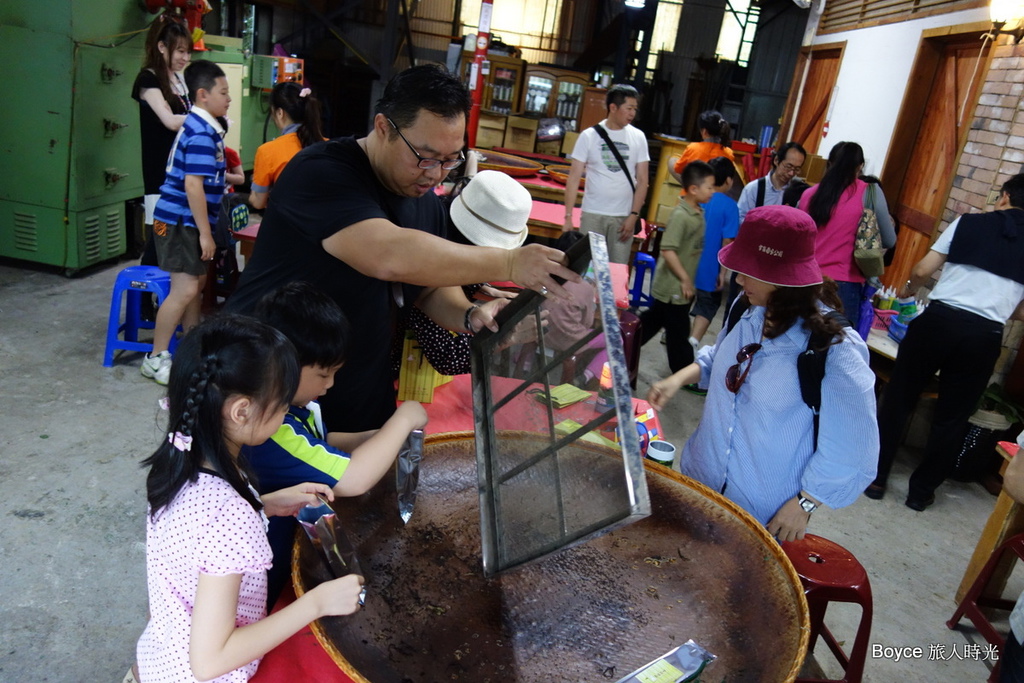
{"left": 802, "top": 7, "right": 990, "bottom": 174}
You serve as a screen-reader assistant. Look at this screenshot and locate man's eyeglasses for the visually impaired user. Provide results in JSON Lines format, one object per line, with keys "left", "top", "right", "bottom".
{"left": 778, "top": 162, "right": 802, "bottom": 174}
{"left": 387, "top": 118, "right": 465, "bottom": 171}
{"left": 725, "top": 342, "right": 763, "bottom": 393}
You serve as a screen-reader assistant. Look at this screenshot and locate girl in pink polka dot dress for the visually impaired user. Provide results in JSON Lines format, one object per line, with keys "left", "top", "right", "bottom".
{"left": 135, "top": 315, "right": 365, "bottom": 682}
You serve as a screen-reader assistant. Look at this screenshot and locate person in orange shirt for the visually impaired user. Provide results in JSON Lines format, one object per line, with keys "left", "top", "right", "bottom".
{"left": 668, "top": 110, "right": 734, "bottom": 185}
{"left": 249, "top": 82, "right": 326, "bottom": 210}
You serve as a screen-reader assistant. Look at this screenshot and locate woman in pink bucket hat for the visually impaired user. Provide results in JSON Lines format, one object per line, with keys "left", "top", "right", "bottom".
{"left": 648, "top": 205, "right": 878, "bottom": 540}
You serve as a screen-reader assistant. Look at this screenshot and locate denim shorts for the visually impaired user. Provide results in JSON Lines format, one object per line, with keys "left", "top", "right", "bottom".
{"left": 690, "top": 288, "right": 723, "bottom": 320}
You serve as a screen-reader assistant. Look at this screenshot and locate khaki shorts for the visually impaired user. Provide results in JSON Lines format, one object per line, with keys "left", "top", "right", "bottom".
{"left": 154, "top": 219, "right": 206, "bottom": 276}
{"left": 579, "top": 212, "right": 632, "bottom": 265}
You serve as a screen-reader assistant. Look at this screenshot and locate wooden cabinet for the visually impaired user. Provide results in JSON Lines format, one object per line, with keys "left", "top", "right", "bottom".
{"left": 459, "top": 51, "right": 526, "bottom": 115}
{"left": 522, "top": 65, "right": 591, "bottom": 131}
{"left": 647, "top": 134, "right": 690, "bottom": 225}
{"left": 577, "top": 87, "right": 608, "bottom": 132}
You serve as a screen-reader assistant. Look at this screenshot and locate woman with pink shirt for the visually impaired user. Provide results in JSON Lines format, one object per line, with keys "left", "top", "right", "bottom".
{"left": 798, "top": 142, "right": 890, "bottom": 328}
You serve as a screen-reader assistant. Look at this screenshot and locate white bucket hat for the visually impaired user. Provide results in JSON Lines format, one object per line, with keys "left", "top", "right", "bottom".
{"left": 450, "top": 170, "right": 531, "bottom": 249}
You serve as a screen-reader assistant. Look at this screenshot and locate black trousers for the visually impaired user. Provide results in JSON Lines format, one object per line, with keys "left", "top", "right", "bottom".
{"left": 1003, "top": 629, "right": 1024, "bottom": 682}
{"left": 875, "top": 302, "right": 1003, "bottom": 499}
{"left": 639, "top": 298, "right": 693, "bottom": 373}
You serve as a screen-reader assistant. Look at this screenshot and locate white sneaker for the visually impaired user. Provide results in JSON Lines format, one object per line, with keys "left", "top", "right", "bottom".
{"left": 141, "top": 351, "right": 172, "bottom": 385}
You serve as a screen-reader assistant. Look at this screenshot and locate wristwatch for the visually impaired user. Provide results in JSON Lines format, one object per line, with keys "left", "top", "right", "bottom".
{"left": 797, "top": 494, "right": 818, "bottom": 514}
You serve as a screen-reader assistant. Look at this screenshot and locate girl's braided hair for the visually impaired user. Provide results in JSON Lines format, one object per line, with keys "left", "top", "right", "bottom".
{"left": 143, "top": 314, "right": 299, "bottom": 516}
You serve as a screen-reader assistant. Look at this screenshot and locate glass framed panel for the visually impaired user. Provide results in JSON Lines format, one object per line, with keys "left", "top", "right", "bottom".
{"left": 470, "top": 232, "right": 650, "bottom": 576}
{"left": 525, "top": 75, "right": 553, "bottom": 115}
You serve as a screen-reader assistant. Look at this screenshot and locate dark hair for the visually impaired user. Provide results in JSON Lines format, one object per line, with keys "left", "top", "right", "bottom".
{"left": 606, "top": 84, "right": 639, "bottom": 110}
{"left": 254, "top": 281, "right": 350, "bottom": 369}
{"left": 442, "top": 177, "right": 474, "bottom": 245}
{"left": 708, "top": 156, "right": 736, "bottom": 187}
{"left": 782, "top": 180, "right": 811, "bottom": 207}
{"left": 1002, "top": 173, "right": 1024, "bottom": 209}
{"left": 143, "top": 315, "right": 299, "bottom": 516}
{"left": 375, "top": 64, "right": 471, "bottom": 132}
{"left": 773, "top": 141, "right": 807, "bottom": 168}
{"left": 682, "top": 160, "right": 714, "bottom": 190}
{"left": 698, "top": 110, "right": 731, "bottom": 147}
{"left": 270, "top": 82, "right": 325, "bottom": 149}
{"left": 142, "top": 15, "right": 193, "bottom": 108}
{"left": 807, "top": 141, "right": 865, "bottom": 227}
{"left": 763, "top": 277, "right": 845, "bottom": 348}
{"left": 184, "top": 60, "right": 226, "bottom": 102}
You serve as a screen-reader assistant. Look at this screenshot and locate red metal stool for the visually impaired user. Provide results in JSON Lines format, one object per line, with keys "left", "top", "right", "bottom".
{"left": 782, "top": 534, "right": 873, "bottom": 683}
{"left": 947, "top": 532, "right": 1024, "bottom": 682}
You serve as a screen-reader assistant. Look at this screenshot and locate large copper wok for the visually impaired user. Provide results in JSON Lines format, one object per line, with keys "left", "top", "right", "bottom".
{"left": 294, "top": 432, "right": 809, "bottom": 682}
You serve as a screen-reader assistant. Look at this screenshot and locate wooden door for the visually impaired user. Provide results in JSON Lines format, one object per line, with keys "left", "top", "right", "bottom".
{"left": 881, "top": 34, "right": 991, "bottom": 288}
{"left": 782, "top": 46, "right": 843, "bottom": 155}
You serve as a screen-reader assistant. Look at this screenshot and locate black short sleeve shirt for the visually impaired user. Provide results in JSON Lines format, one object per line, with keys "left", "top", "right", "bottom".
{"left": 228, "top": 137, "right": 447, "bottom": 432}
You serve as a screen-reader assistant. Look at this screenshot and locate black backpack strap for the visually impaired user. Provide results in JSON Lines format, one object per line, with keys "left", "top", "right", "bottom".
{"left": 797, "top": 310, "right": 850, "bottom": 449}
{"left": 725, "top": 295, "right": 751, "bottom": 334}
{"left": 755, "top": 177, "right": 767, "bottom": 208}
{"left": 592, "top": 124, "right": 635, "bottom": 193}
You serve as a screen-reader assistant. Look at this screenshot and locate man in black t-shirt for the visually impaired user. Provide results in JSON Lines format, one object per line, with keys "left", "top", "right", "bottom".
{"left": 228, "top": 65, "right": 578, "bottom": 431}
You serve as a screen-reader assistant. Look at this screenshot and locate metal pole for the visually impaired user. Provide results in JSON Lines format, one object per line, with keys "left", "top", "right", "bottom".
{"left": 467, "top": 0, "right": 493, "bottom": 148}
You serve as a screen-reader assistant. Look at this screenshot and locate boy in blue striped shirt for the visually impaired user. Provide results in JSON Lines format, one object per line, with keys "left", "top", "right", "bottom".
{"left": 142, "top": 60, "right": 230, "bottom": 385}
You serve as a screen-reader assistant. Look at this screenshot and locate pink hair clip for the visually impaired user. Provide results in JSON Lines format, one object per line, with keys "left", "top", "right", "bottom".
{"left": 168, "top": 431, "right": 193, "bottom": 452}
{"left": 299, "top": 87, "right": 311, "bottom": 98}
{"left": 158, "top": 397, "right": 170, "bottom": 411}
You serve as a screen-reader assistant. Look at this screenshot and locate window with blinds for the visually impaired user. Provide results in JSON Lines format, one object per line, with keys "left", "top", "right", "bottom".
{"left": 818, "top": 0, "right": 987, "bottom": 34}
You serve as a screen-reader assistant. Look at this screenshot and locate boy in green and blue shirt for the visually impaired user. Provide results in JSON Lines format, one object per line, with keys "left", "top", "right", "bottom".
{"left": 244, "top": 282, "right": 427, "bottom": 607}
{"left": 639, "top": 161, "right": 715, "bottom": 373}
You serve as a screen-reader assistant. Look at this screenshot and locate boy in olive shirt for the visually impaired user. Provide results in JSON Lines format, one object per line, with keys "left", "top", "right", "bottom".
{"left": 639, "top": 161, "right": 715, "bottom": 372}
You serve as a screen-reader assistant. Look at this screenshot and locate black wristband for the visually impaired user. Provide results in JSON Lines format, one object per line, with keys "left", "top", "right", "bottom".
{"left": 464, "top": 304, "right": 480, "bottom": 334}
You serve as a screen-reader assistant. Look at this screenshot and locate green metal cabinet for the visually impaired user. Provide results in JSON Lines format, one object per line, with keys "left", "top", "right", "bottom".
{"left": 0, "top": 3, "right": 145, "bottom": 270}
{"left": 0, "top": 3, "right": 266, "bottom": 272}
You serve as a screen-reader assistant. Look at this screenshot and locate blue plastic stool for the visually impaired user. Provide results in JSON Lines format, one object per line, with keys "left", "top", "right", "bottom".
{"left": 103, "top": 266, "right": 178, "bottom": 367}
{"left": 629, "top": 252, "right": 656, "bottom": 309}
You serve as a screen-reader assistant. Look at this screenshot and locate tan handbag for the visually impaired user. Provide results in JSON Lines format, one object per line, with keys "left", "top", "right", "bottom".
{"left": 854, "top": 184, "right": 885, "bottom": 278}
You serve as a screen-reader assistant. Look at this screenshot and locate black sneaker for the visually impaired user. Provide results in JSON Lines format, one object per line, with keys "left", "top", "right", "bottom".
{"left": 864, "top": 484, "right": 886, "bottom": 500}
{"left": 905, "top": 494, "right": 935, "bottom": 511}
{"left": 682, "top": 383, "right": 707, "bottom": 396}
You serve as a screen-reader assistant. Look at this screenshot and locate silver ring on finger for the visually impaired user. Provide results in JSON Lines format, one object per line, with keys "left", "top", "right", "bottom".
{"left": 539, "top": 286, "right": 549, "bottom": 297}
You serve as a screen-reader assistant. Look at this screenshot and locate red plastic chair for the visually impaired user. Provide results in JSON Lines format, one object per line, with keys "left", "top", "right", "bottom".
{"left": 782, "top": 534, "right": 873, "bottom": 683}
{"left": 741, "top": 153, "right": 758, "bottom": 182}
{"left": 947, "top": 532, "right": 1024, "bottom": 682}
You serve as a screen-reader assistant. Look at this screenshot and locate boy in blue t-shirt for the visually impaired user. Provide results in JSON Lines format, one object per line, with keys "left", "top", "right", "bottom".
{"left": 246, "top": 281, "right": 428, "bottom": 606}
{"left": 690, "top": 156, "right": 740, "bottom": 347}
{"left": 141, "top": 60, "right": 229, "bottom": 385}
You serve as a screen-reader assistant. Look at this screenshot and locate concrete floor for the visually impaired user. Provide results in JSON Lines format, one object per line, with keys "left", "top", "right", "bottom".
{"left": 0, "top": 258, "right": 1013, "bottom": 681}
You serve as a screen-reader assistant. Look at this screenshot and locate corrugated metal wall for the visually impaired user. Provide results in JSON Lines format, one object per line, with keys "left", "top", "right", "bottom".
{"left": 653, "top": 0, "right": 728, "bottom": 136}
{"left": 739, "top": 0, "right": 808, "bottom": 141}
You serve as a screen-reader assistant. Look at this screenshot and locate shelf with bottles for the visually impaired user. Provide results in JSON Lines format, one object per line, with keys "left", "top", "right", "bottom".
{"left": 490, "top": 67, "right": 518, "bottom": 114}
{"left": 554, "top": 81, "right": 584, "bottom": 130}
{"left": 459, "top": 51, "right": 526, "bottom": 117}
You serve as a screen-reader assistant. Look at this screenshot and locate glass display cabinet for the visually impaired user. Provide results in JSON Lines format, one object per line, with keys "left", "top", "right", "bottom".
{"left": 522, "top": 65, "right": 590, "bottom": 131}
{"left": 460, "top": 51, "right": 527, "bottom": 115}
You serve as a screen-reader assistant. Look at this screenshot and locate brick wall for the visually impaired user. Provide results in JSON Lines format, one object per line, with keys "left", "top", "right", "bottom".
{"left": 933, "top": 39, "right": 1024, "bottom": 378}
